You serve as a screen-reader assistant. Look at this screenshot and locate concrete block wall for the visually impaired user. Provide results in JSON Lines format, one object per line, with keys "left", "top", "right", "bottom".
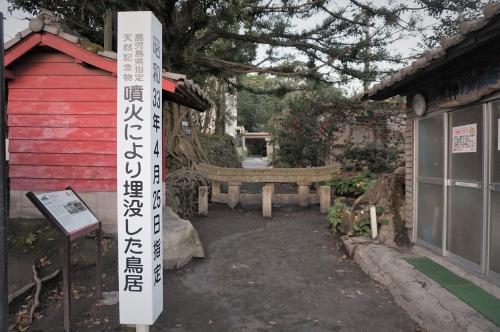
{"left": 10, "top": 190, "right": 118, "bottom": 233}
{"left": 9, "top": 183, "right": 167, "bottom": 234}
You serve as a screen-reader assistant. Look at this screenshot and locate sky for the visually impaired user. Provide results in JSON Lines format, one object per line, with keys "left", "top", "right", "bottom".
{"left": 0, "top": 0, "right": 430, "bottom": 55}
{"left": 0, "top": 0, "right": 31, "bottom": 40}
{"left": 249, "top": 0, "right": 437, "bottom": 93}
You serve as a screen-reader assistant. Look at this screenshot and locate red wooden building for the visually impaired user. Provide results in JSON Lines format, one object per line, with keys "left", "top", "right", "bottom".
{"left": 4, "top": 18, "right": 210, "bottom": 228}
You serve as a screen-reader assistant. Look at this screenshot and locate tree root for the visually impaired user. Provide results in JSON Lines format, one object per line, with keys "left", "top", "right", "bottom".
{"left": 166, "top": 169, "right": 210, "bottom": 218}
{"left": 8, "top": 269, "right": 60, "bottom": 305}
{"left": 28, "top": 263, "right": 41, "bottom": 324}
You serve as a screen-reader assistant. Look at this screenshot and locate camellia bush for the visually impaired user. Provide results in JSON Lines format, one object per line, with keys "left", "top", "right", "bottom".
{"left": 269, "top": 84, "right": 358, "bottom": 168}
{"left": 269, "top": 83, "right": 405, "bottom": 169}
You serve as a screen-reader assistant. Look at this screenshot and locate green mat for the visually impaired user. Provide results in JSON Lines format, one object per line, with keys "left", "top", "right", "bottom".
{"left": 404, "top": 256, "right": 500, "bottom": 326}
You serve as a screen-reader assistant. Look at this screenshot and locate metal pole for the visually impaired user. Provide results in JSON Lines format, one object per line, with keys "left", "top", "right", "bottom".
{"left": 96, "top": 224, "right": 102, "bottom": 299}
{"left": 0, "top": 11, "right": 8, "bottom": 332}
{"left": 62, "top": 237, "right": 71, "bottom": 332}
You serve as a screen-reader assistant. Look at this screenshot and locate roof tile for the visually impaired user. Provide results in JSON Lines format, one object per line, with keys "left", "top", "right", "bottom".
{"left": 42, "top": 25, "right": 60, "bottom": 35}
{"left": 4, "top": 37, "right": 21, "bottom": 50}
{"left": 362, "top": 9, "right": 500, "bottom": 100}
{"left": 58, "top": 31, "right": 79, "bottom": 43}
{"left": 484, "top": 2, "right": 500, "bottom": 18}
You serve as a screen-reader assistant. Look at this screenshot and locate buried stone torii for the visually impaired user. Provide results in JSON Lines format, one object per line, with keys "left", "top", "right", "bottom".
{"left": 196, "top": 163, "right": 336, "bottom": 217}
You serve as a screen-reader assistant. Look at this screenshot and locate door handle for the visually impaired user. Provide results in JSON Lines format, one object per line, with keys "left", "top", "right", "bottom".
{"left": 490, "top": 183, "right": 500, "bottom": 192}
{"left": 447, "top": 179, "right": 482, "bottom": 189}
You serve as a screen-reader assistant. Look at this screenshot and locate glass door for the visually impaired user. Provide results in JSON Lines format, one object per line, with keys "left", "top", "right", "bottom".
{"left": 416, "top": 115, "right": 445, "bottom": 251}
{"left": 447, "top": 106, "right": 484, "bottom": 270}
{"left": 489, "top": 101, "right": 500, "bottom": 279}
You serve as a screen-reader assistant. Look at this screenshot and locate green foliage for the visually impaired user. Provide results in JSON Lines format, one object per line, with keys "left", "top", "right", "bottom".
{"left": 25, "top": 232, "right": 38, "bottom": 248}
{"left": 200, "top": 134, "right": 240, "bottom": 168}
{"left": 8, "top": 0, "right": 487, "bottom": 90}
{"left": 376, "top": 206, "right": 385, "bottom": 215}
{"left": 330, "top": 172, "right": 377, "bottom": 197}
{"left": 418, "top": 0, "right": 487, "bottom": 48}
{"left": 327, "top": 198, "right": 349, "bottom": 233}
{"left": 353, "top": 219, "right": 372, "bottom": 236}
{"left": 270, "top": 83, "right": 356, "bottom": 167}
{"left": 237, "top": 76, "right": 282, "bottom": 132}
{"left": 379, "top": 219, "right": 390, "bottom": 226}
{"left": 8, "top": 225, "right": 51, "bottom": 252}
{"left": 337, "top": 143, "right": 401, "bottom": 173}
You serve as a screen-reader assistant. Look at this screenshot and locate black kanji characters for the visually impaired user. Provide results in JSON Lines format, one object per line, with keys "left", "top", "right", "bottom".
{"left": 125, "top": 104, "right": 143, "bottom": 122}
{"left": 153, "top": 239, "right": 161, "bottom": 260}
{"left": 153, "top": 214, "right": 160, "bottom": 234}
{"left": 124, "top": 274, "right": 143, "bottom": 292}
{"left": 124, "top": 256, "right": 143, "bottom": 274}
{"left": 123, "top": 199, "right": 144, "bottom": 217}
{"left": 124, "top": 85, "right": 144, "bottom": 103}
{"left": 153, "top": 264, "right": 162, "bottom": 285}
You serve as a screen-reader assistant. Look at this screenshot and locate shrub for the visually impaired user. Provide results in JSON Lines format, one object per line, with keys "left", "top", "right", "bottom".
{"left": 200, "top": 134, "right": 240, "bottom": 168}
{"left": 329, "top": 172, "right": 377, "bottom": 197}
{"left": 327, "top": 198, "right": 349, "bottom": 233}
{"left": 336, "top": 143, "right": 401, "bottom": 173}
{"left": 353, "top": 219, "right": 371, "bottom": 236}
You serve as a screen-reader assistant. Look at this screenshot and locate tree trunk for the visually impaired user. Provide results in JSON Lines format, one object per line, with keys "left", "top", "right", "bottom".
{"left": 214, "top": 81, "right": 227, "bottom": 135}
{"left": 103, "top": 9, "right": 113, "bottom": 51}
{"left": 202, "top": 107, "right": 212, "bottom": 133}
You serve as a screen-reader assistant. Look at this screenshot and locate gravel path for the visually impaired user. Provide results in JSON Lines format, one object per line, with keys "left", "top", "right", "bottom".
{"left": 158, "top": 204, "right": 419, "bottom": 331}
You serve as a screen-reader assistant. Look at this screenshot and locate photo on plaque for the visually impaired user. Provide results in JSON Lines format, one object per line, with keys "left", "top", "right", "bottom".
{"left": 34, "top": 190, "right": 98, "bottom": 235}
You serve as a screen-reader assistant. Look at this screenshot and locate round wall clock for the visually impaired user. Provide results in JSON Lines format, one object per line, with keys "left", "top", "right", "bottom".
{"left": 412, "top": 93, "right": 427, "bottom": 116}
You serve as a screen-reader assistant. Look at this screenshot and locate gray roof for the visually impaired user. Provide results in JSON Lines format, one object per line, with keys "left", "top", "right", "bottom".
{"left": 361, "top": 2, "right": 500, "bottom": 100}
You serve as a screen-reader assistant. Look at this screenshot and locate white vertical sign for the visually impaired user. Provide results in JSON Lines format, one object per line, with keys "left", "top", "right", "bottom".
{"left": 117, "top": 11, "right": 163, "bottom": 325}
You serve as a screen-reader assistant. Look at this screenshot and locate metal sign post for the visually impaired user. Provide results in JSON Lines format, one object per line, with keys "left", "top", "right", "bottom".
{"left": 26, "top": 188, "right": 103, "bottom": 332}
{"left": 0, "top": 11, "right": 8, "bottom": 332}
{"left": 117, "top": 11, "right": 163, "bottom": 329}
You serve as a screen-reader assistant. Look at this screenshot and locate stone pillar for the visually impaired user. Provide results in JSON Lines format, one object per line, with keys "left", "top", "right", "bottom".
{"left": 227, "top": 182, "right": 241, "bottom": 209}
{"left": 211, "top": 180, "right": 221, "bottom": 197}
{"left": 198, "top": 186, "right": 208, "bottom": 216}
{"left": 319, "top": 185, "right": 331, "bottom": 214}
{"left": 262, "top": 184, "right": 273, "bottom": 218}
{"left": 265, "top": 137, "right": 273, "bottom": 160}
{"left": 297, "top": 182, "right": 311, "bottom": 207}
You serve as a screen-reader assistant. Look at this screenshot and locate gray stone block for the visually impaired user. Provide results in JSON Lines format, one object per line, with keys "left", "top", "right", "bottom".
{"left": 163, "top": 206, "right": 204, "bottom": 270}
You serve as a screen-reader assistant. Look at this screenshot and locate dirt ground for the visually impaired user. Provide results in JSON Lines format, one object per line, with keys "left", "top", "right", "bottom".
{"left": 9, "top": 204, "right": 420, "bottom": 331}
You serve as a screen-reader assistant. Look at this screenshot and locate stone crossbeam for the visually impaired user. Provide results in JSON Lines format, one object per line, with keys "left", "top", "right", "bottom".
{"left": 196, "top": 163, "right": 337, "bottom": 183}
{"left": 196, "top": 163, "right": 335, "bottom": 217}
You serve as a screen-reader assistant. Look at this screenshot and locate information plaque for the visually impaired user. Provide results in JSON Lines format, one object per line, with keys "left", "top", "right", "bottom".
{"left": 30, "top": 189, "right": 99, "bottom": 238}
{"left": 26, "top": 187, "right": 102, "bottom": 332}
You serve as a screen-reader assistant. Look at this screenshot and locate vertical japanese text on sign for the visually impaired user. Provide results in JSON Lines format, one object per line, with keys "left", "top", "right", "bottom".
{"left": 117, "top": 11, "right": 163, "bottom": 325}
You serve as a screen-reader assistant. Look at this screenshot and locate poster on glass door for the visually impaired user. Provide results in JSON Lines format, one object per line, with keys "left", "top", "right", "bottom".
{"left": 452, "top": 123, "right": 477, "bottom": 153}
